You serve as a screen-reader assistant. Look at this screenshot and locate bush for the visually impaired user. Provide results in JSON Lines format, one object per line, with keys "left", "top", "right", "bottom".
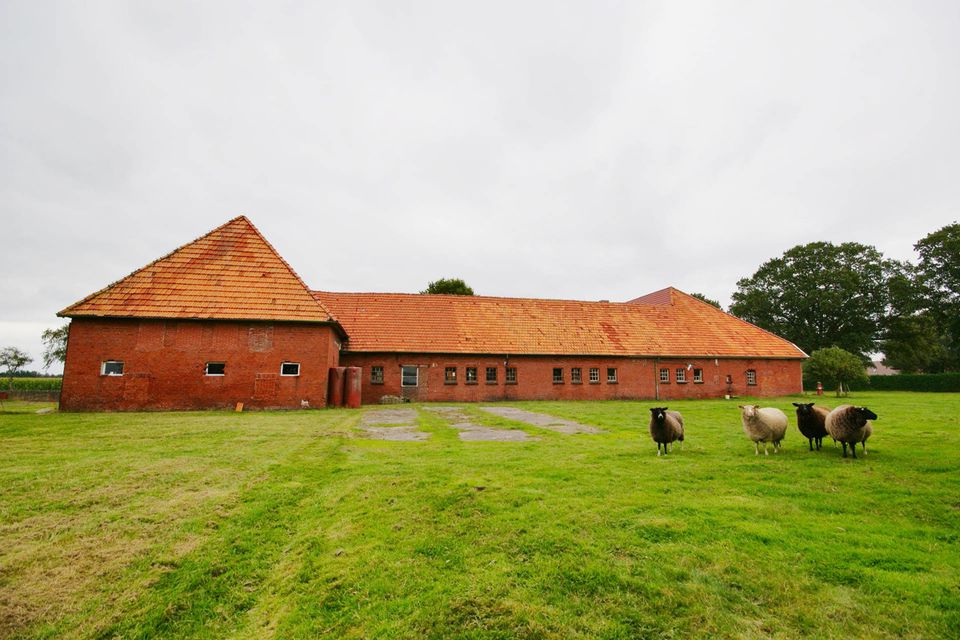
{"left": 803, "top": 372, "right": 960, "bottom": 392}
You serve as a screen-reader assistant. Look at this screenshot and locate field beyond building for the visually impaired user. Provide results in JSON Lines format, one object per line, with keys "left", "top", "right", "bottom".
{"left": 1, "top": 392, "right": 958, "bottom": 638}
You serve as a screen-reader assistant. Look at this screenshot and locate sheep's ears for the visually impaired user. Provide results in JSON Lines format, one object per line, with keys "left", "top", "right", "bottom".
{"left": 792, "top": 403, "right": 801, "bottom": 407}
{"left": 737, "top": 405, "right": 744, "bottom": 409}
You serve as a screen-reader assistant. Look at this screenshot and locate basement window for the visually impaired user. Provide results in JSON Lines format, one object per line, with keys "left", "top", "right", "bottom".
{"left": 445, "top": 367, "right": 457, "bottom": 384}
{"left": 589, "top": 367, "right": 600, "bottom": 383}
{"left": 553, "top": 368, "right": 563, "bottom": 384}
{"left": 401, "top": 365, "right": 418, "bottom": 387}
{"left": 607, "top": 368, "right": 618, "bottom": 383}
{"left": 746, "top": 369, "right": 757, "bottom": 386}
{"left": 693, "top": 368, "right": 703, "bottom": 383}
{"left": 571, "top": 367, "right": 582, "bottom": 384}
{"left": 280, "top": 362, "right": 300, "bottom": 376}
{"left": 205, "top": 362, "right": 226, "bottom": 376}
{"left": 676, "top": 368, "right": 686, "bottom": 384}
{"left": 466, "top": 367, "right": 478, "bottom": 384}
{"left": 371, "top": 366, "right": 384, "bottom": 384}
{"left": 486, "top": 367, "right": 498, "bottom": 384}
{"left": 659, "top": 368, "right": 670, "bottom": 384}
{"left": 506, "top": 367, "right": 517, "bottom": 384}
{"left": 101, "top": 360, "right": 124, "bottom": 376}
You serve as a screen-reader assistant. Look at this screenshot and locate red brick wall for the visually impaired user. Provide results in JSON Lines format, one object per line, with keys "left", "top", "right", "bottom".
{"left": 60, "top": 318, "right": 341, "bottom": 411}
{"left": 338, "top": 353, "right": 803, "bottom": 404}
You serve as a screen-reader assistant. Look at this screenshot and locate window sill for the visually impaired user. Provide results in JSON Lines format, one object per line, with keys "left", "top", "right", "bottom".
{"left": 694, "top": 381, "right": 704, "bottom": 385}
{"left": 371, "top": 381, "right": 384, "bottom": 385}
{"left": 444, "top": 381, "right": 457, "bottom": 385}
{"left": 607, "top": 381, "right": 618, "bottom": 385}
{"left": 553, "top": 381, "right": 564, "bottom": 385}
{"left": 505, "top": 381, "right": 517, "bottom": 385}
{"left": 466, "top": 381, "right": 478, "bottom": 385}
{"left": 571, "top": 381, "right": 582, "bottom": 385}
{"left": 676, "top": 381, "right": 687, "bottom": 385}
{"left": 486, "top": 382, "right": 498, "bottom": 385}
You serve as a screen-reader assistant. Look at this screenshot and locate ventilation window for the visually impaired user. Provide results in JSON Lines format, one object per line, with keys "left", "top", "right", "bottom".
{"left": 205, "top": 362, "right": 226, "bottom": 376}
{"left": 280, "top": 362, "right": 300, "bottom": 376}
{"left": 101, "top": 360, "right": 124, "bottom": 376}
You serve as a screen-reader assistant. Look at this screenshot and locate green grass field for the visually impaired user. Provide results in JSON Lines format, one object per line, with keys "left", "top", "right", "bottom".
{"left": 1, "top": 392, "right": 958, "bottom": 639}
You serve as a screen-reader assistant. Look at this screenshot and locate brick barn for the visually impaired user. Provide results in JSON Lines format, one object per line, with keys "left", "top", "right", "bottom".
{"left": 59, "top": 217, "right": 806, "bottom": 411}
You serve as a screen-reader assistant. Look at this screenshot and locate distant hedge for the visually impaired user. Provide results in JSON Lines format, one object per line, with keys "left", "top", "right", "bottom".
{"left": 804, "top": 373, "right": 960, "bottom": 393}
{"left": 0, "top": 377, "right": 62, "bottom": 391}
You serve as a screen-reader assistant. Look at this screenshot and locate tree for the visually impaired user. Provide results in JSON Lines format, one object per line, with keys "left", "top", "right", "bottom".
{"left": 0, "top": 347, "right": 33, "bottom": 390}
{"left": 41, "top": 324, "right": 69, "bottom": 371}
{"left": 803, "top": 347, "right": 868, "bottom": 396}
{"left": 421, "top": 278, "right": 475, "bottom": 296}
{"left": 914, "top": 222, "right": 960, "bottom": 370}
{"left": 689, "top": 292, "right": 721, "bottom": 309}
{"left": 729, "top": 242, "right": 892, "bottom": 359}
{"left": 879, "top": 261, "right": 945, "bottom": 372}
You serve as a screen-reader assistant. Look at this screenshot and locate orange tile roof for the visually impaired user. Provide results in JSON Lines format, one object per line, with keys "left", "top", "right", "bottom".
{"left": 314, "top": 287, "right": 807, "bottom": 358}
{"left": 60, "top": 216, "right": 339, "bottom": 325}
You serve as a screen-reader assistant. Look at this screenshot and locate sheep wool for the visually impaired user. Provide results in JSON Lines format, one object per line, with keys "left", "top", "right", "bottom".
{"left": 825, "top": 405, "right": 878, "bottom": 459}
{"left": 792, "top": 402, "right": 830, "bottom": 451}
{"left": 739, "top": 405, "right": 788, "bottom": 455}
{"left": 649, "top": 407, "right": 684, "bottom": 456}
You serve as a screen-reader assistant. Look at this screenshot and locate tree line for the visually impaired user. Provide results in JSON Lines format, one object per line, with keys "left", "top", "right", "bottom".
{"left": 729, "top": 222, "right": 959, "bottom": 373}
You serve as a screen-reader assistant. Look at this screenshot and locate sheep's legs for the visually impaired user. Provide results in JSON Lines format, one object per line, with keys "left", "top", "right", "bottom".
{"left": 754, "top": 442, "right": 759, "bottom": 455}
{"left": 808, "top": 438, "right": 813, "bottom": 451}
{"left": 841, "top": 442, "right": 848, "bottom": 458}
{"left": 851, "top": 442, "right": 858, "bottom": 459}
{"left": 862, "top": 442, "right": 868, "bottom": 456}
{"left": 764, "top": 443, "right": 769, "bottom": 456}
{"left": 657, "top": 443, "right": 662, "bottom": 456}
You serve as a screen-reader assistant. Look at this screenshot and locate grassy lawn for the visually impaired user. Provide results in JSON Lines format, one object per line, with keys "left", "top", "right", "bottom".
{"left": 1, "top": 392, "right": 958, "bottom": 639}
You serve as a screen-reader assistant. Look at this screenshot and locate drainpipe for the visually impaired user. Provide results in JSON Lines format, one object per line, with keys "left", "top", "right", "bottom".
{"left": 654, "top": 357, "right": 660, "bottom": 401}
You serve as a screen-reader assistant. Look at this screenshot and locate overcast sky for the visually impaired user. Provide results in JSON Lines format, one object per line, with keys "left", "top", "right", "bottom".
{"left": 2, "top": 1, "right": 959, "bottom": 373}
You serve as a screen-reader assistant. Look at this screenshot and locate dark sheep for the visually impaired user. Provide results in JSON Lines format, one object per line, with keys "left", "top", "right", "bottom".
{"left": 825, "top": 405, "right": 877, "bottom": 459}
{"left": 792, "top": 402, "right": 830, "bottom": 451}
{"left": 649, "top": 407, "right": 684, "bottom": 456}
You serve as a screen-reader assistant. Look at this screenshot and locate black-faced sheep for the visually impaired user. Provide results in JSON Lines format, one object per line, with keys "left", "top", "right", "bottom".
{"left": 739, "top": 405, "right": 787, "bottom": 455}
{"left": 826, "top": 405, "right": 877, "bottom": 458}
{"left": 649, "top": 407, "right": 684, "bottom": 456}
{"left": 792, "top": 402, "right": 830, "bottom": 451}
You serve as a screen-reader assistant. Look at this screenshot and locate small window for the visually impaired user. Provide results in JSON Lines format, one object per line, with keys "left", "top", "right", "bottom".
{"left": 676, "top": 368, "right": 686, "bottom": 383}
{"left": 371, "top": 366, "right": 384, "bottom": 384}
{"left": 101, "top": 360, "right": 124, "bottom": 376}
{"left": 607, "top": 367, "right": 618, "bottom": 383}
{"left": 659, "top": 368, "right": 670, "bottom": 383}
{"left": 401, "top": 365, "right": 418, "bottom": 387}
{"left": 589, "top": 367, "right": 600, "bottom": 383}
{"left": 466, "top": 367, "right": 478, "bottom": 383}
{"left": 486, "top": 367, "right": 498, "bottom": 384}
{"left": 280, "top": 362, "right": 300, "bottom": 376}
{"left": 693, "top": 368, "right": 703, "bottom": 383}
{"left": 571, "top": 367, "right": 582, "bottom": 384}
{"left": 445, "top": 367, "right": 457, "bottom": 384}
{"left": 746, "top": 369, "right": 757, "bottom": 386}
{"left": 506, "top": 367, "right": 517, "bottom": 384}
{"left": 205, "top": 362, "right": 226, "bottom": 376}
{"left": 553, "top": 367, "right": 564, "bottom": 383}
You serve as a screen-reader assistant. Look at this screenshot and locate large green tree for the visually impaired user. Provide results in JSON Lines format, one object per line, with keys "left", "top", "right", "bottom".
{"left": 421, "top": 278, "right": 475, "bottom": 296}
{"left": 879, "top": 261, "right": 945, "bottom": 372}
{"left": 913, "top": 222, "right": 960, "bottom": 370}
{"left": 730, "top": 242, "right": 891, "bottom": 358}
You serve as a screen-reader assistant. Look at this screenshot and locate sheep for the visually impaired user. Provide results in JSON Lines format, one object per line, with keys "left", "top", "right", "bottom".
{"left": 649, "top": 407, "right": 684, "bottom": 456}
{"left": 792, "top": 402, "right": 830, "bottom": 451}
{"left": 739, "top": 405, "right": 788, "bottom": 455}
{"left": 826, "top": 405, "right": 877, "bottom": 458}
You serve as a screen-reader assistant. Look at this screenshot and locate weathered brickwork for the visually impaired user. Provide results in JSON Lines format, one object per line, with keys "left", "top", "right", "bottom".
{"left": 60, "top": 318, "right": 340, "bottom": 411}
{"left": 339, "top": 353, "right": 803, "bottom": 405}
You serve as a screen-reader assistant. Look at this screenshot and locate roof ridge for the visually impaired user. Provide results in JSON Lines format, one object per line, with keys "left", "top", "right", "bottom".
{"left": 312, "top": 290, "right": 636, "bottom": 306}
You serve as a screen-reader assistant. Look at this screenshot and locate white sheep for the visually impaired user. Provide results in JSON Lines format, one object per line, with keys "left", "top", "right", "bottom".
{"left": 739, "top": 405, "right": 788, "bottom": 455}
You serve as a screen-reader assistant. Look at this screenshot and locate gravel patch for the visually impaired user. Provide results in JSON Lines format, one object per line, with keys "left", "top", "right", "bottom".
{"left": 424, "top": 406, "right": 538, "bottom": 442}
{"left": 358, "top": 408, "right": 430, "bottom": 441}
{"left": 478, "top": 406, "right": 605, "bottom": 434}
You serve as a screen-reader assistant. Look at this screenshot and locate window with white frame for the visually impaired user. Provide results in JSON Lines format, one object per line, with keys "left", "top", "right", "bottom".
{"left": 401, "top": 365, "right": 418, "bottom": 387}
{"left": 589, "top": 367, "right": 600, "bottom": 383}
{"left": 486, "top": 367, "right": 498, "bottom": 383}
{"left": 553, "top": 367, "right": 563, "bottom": 383}
{"left": 280, "top": 362, "right": 300, "bottom": 376}
{"left": 466, "top": 367, "right": 478, "bottom": 383}
{"left": 371, "top": 366, "right": 384, "bottom": 384}
{"left": 746, "top": 369, "right": 757, "bottom": 386}
{"left": 693, "top": 368, "right": 703, "bottom": 383}
{"left": 607, "top": 367, "right": 618, "bottom": 383}
{"left": 445, "top": 367, "right": 457, "bottom": 384}
{"left": 101, "top": 360, "right": 124, "bottom": 376}
{"left": 659, "top": 368, "right": 669, "bottom": 383}
{"left": 676, "top": 368, "right": 686, "bottom": 383}
{"left": 205, "top": 362, "right": 226, "bottom": 376}
{"left": 571, "top": 367, "right": 582, "bottom": 384}
{"left": 506, "top": 367, "right": 517, "bottom": 384}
